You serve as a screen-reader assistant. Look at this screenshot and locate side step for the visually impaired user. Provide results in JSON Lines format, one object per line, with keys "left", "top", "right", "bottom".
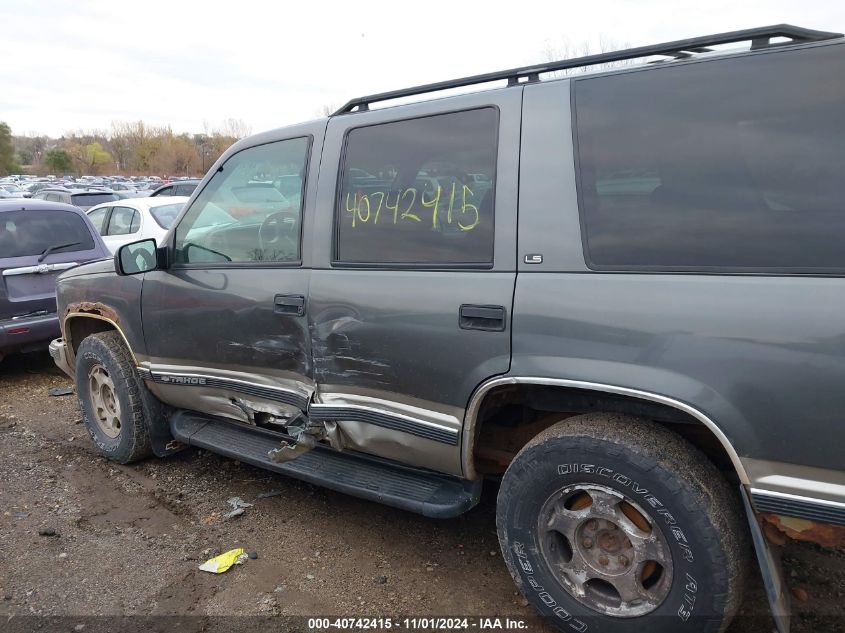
{"left": 170, "top": 412, "right": 481, "bottom": 518}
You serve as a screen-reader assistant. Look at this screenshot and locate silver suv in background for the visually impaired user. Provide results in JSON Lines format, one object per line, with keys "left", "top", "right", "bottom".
{"left": 49, "top": 25, "right": 845, "bottom": 633}
{"left": 32, "top": 188, "right": 119, "bottom": 211}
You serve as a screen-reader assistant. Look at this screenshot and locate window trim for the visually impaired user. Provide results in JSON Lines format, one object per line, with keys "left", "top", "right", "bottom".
{"left": 169, "top": 134, "right": 313, "bottom": 270}
{"left": 570, "top": 45, "right": 845, "bottom": 276}
{"left": 331, "top": 106, "right": 500, "bottom": 270}
{"left": 87, "top": 206, "right": 112, "bottom": 235}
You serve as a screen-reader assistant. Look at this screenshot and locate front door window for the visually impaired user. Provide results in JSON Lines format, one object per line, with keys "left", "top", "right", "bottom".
{"left": 174, "top": 137, "right": 310, "bottom": 264}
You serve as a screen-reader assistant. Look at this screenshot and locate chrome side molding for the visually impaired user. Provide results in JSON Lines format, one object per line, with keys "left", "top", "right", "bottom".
{"left": 141, "top": 367, "right": 310, "bottom": 411}
{"left": 309, "top": 403, "right": 459, "bottom": 445}
{"left": 751, "top": 488, "right": 845, "bottom": 526}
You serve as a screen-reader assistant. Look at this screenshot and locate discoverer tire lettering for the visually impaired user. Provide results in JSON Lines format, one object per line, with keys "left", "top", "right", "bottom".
{"left": 496, "top": 413, "right": 749, "bottom": 633}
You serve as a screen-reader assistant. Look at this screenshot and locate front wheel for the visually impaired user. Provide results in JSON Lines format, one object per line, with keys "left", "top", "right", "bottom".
{"left": 496, "top": 413, "right": 748, "bottom": 633}
{"left": 75, "top": 331, "right": 153, "bottom": 463}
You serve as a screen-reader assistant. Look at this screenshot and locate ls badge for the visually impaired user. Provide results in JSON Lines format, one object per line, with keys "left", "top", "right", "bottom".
{"left": 524, "top": 254, "right": 543, "bottom": 264}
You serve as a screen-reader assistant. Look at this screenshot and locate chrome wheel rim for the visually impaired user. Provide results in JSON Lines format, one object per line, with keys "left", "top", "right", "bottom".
{"left": 88, "top": 365, "right": 121, "bottom": 439}
{"left": 537, "top": 483, "right": 674, "bottom": 617}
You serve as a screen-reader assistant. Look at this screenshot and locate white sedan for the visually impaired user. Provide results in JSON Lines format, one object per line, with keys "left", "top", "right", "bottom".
{"left": 85, "top": 196, "right": 189, "bottom": 254}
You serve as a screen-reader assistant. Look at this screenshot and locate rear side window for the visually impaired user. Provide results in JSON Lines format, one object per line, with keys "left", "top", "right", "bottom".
{"left": 575, "top": 44, "right": 845, "bottom": 272}
{"left": 87, "top": 207, "right": 110, "bottom": 234}
{"left": 0, "top": 210, "right": 95, "bottom": 258}
{"left": 107, "top": 206, "right": 140, "bottom": 235}
{"left": 336, "top": 108, "right": 498, "bottom": 266}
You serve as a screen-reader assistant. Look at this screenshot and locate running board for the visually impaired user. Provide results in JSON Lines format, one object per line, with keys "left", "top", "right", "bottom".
{"left": 169, "top": 412, "right": 481, "bottom": 518}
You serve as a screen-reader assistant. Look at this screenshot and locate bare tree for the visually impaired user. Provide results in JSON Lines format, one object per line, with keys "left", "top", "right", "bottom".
{"left": 215, "top": 118, "right": 252, "bottom": 139}
{"left": 317, "top": 103, "right": 339, "bottom": 117}
{"left": 540, "top": 37, "right": 633, "bottom": 78}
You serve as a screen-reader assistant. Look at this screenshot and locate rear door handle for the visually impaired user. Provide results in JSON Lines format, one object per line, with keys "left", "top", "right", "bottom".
{"left": 459, "top": 304, "right": 506, "bottom": 331}
{"left": 274, "top": 294, "right": 305, "bottom": 316}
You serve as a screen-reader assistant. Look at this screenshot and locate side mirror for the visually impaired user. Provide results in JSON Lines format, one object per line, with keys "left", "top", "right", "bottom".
{"left": 115, "top": 238, "right": 162, "bottom": 275}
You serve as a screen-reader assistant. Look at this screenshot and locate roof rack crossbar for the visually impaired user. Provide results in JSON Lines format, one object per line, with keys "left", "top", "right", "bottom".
{"left": 333, "top": 24, "right": 842, "bottom": 115}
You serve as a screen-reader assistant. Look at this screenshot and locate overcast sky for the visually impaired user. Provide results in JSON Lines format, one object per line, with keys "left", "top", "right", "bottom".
{"left": 2, "top": 0, "right": 844, "bottom": 138}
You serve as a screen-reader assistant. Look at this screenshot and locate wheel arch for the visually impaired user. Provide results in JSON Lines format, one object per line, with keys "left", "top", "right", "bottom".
{"left": 462, "top": 376, "right": 750, "bottom": 486}
{"left": 64, "top": 313, "right": 138, "bottom": 366}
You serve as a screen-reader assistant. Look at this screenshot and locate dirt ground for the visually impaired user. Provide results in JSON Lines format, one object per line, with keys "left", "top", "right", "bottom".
{"left": 1, "top": 352, "right": 844, "bottom": 633}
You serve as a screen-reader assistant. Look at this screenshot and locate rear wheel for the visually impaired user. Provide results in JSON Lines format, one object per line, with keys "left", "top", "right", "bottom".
{"left": 75, "top": 331, "right": 153, "bottom": 463}
{"left": 496, "top": 413, "right": 748, "bottom": 633}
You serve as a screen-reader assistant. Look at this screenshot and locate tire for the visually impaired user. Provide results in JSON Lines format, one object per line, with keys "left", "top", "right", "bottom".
{"left": 75, "top": 331, "right": 153, "bottom": 464}
{"left": 496, "top": 413, "right": 748, "bottom": 633}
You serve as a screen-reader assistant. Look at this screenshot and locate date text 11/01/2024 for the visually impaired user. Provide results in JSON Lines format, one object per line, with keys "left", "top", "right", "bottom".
{"left": 344, "top": 183, "right": 482, "bottom": 231}
{"left": 307, "top": 617, "right": 529, "bottom": 630}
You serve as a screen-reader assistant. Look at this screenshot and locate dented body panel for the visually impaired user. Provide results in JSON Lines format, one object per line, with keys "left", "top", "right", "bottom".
{"left": 139, "top": 362, "right": 310, "bottom": 425}
{"left": 302, "top": 89, "right": 523, "bottom": 473}
{"left": 305, "top": 270, "right": 513, "bottom": 474}
{"left": 140, "top": 267, "right": 314, "bottom": 420}
{"left": 136, "top": 119, "right": 326, "bottom": 424}
{"left": 311, "top": 387, "right": 465, "bottom": 475}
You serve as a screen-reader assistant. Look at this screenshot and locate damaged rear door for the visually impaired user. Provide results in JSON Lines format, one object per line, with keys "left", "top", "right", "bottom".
{"left": 141, "top": 122, "right": 325, "bottom": 426}
{"left": 308, "top": 91, "right": 521, "bottom": 476}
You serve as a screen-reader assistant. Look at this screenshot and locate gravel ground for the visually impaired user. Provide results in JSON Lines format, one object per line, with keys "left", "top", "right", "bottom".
{"left": 1, "top": 352, "right": 844, "bottom": 633}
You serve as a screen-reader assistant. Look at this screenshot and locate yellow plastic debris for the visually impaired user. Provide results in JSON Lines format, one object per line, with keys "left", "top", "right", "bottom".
{"left": 199, "top": 548, "right": 248, "bottom": 574}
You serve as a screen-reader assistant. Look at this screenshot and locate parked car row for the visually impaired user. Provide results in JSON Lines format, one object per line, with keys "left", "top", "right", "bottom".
{"left": 0, "top": 175, "right": 201, "bottom": 200}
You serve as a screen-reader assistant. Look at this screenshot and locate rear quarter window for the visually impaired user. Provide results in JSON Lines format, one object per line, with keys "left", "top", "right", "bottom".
{"left": 574, "top": 43, "right": 845, "bottom": 272}
{"left": 0, "top": 210, "right": 95, "bottom": 258}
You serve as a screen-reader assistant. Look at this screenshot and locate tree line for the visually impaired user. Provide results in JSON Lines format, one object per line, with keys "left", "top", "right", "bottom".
{"left": 1, "top": 118, "right": 253, "bottom": 177}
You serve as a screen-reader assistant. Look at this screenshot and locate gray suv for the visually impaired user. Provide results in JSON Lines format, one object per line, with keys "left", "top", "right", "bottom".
{"left": 49, "top": 25, "right": 845, "bottom": 632}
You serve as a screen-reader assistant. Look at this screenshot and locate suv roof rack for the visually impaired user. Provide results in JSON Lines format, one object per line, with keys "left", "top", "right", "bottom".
{"left": 333, "top": 24, "right": 842, "bottom": 115}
